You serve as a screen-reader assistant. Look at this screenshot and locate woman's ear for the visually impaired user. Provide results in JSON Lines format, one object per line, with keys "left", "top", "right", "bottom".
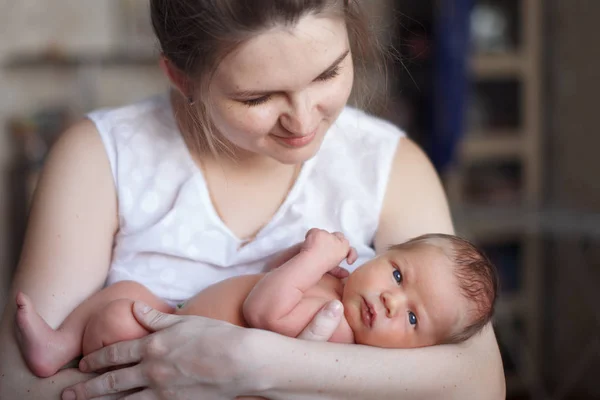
{"left": 159, "top": 56, "right": 192, "bottom": 98}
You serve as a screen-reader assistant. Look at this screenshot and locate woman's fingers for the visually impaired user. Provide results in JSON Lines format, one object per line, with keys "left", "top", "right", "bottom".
{"left": 80, "top": 340, "right": 144, "bottom": 372}
{"left": 297, "top": 300, "right": 343, "bottom": 341}
{"left": 122, "top": 389, "right": 159, "bottom": 400}
{"left": 132, "top": 301, "right": 183, "bottom": 332}
{"left": 63, "top": 365, "right": 147, "bottom": 399}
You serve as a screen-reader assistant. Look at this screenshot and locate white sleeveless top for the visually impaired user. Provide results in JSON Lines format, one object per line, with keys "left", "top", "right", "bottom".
{"left": 88, "top": 94, "right": 404, "bottom": 306}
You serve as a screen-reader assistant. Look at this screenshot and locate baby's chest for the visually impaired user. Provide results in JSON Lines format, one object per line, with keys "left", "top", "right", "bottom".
{"left": 305, "top": 274, "right": 344, "bottom": 302}
{"left": 304, "top": 275, "right": 354, "bottom": 343}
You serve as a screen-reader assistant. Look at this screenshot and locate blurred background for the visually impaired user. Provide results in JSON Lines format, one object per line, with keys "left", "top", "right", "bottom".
{"left": 0, "top": 1, "right": 598, "bottom": 398}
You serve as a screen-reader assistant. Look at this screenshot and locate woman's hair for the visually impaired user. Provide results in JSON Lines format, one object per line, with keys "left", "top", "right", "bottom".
{"left": 149, "top": 0, "right": 384, "bottom": 156}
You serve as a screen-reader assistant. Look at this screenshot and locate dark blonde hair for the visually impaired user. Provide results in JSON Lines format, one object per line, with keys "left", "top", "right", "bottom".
{"left": 149, "top": 0, "right": 384, "bottom": 156}
{"left": 391, "top": 233, "right": 499, "bottom": 344}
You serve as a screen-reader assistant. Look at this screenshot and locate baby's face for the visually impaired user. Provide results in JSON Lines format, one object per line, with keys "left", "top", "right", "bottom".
{"left": 342, "top": 244, "right": 470, "bottom": 348}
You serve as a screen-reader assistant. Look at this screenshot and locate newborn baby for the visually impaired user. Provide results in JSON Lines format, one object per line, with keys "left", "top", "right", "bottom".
{"left": 16, "top": 229, "right": 498, "bottom": 377}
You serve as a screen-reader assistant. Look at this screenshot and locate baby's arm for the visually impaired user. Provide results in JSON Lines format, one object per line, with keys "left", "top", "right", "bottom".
{"left": 243, "top": 229, "right": 355, "bottom": 337}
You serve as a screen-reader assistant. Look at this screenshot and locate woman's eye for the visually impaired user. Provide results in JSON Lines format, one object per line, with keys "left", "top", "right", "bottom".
{"left": 242, "top": 95, "right": 271, "bottom": 107}
{"left": 408, "top": 311, "right": 417, "bottom": 326}
{"left": 392, "top": 269, "right": 402, "bottom": 284}
{"left": 315, "top": 66, "right": 341, "bottom": 82}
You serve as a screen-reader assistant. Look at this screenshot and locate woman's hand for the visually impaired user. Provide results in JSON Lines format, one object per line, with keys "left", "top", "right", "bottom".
{"left": 62, "top": 299, "right": 344, "bottom": 399}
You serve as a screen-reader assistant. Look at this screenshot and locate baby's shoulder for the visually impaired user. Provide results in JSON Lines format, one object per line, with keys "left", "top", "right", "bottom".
{"left": 307, "top": 274, "right": 344, "bottom": 300}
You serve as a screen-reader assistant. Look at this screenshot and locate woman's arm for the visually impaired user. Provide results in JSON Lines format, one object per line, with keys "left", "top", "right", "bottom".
{"left": 256, "top": 323, "right": 503, "bottom": 399}
{"left": 63, "top": 137, "right": 504, "bottom": 400}
{"left": 0, "top": 119, "right": 119, "bottom": 399}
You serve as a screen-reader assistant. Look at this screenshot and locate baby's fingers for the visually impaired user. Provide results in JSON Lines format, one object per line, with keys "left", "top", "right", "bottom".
{"left": 346, "top": 247, "right": 358, "bottom": 265}
{"left": 328, "top": 266, "right": 350, "bottom": 279}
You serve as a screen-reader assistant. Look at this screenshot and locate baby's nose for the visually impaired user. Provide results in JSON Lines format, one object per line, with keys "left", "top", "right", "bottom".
{"left": 381, "top": 290, "right": 406, "bottom": 318}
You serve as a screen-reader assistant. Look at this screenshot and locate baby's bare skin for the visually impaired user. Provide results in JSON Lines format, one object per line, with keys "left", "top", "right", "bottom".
{"left": 15, "top": 233, "right": 353, "bottom": 379}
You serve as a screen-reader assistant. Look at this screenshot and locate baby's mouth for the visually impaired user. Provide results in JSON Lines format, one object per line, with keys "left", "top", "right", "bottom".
{"left": 361, "top": 297, "right": 376, "bottom": 328}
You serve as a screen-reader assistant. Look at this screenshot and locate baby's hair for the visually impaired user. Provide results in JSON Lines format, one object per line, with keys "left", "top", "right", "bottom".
{"left": 390, "top": 233, "right": 499, "bottom": 344}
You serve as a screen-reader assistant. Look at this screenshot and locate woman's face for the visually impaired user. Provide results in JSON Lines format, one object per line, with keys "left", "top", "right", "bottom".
{"left": 207, "top": 14, "right": 354, "bottom": 164}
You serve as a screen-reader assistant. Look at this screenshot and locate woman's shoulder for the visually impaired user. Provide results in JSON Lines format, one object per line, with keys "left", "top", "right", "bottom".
{"left": 86, "top": 94, "right": 175, "bottom": 143}
{"left": 87, "top": 93, "right": 171, "bottom": 123}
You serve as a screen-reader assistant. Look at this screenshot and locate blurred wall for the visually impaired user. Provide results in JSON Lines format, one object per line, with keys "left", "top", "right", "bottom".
{"left": 0, "top": 1, "right": 168, "bottom": 308}
{"left": 546, "top": 0, "right": 600, "bottom": 396}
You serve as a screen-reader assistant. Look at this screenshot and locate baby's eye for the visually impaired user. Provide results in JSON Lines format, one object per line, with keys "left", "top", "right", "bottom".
{"left": 408, "top": 311, "right": 417, "bottom": 326}
{"left": 392, "top": 269, "right": 402, "bottom": 284}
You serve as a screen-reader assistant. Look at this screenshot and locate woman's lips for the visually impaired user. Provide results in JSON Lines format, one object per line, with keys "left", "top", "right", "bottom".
{"left": 361, "top": 297, "right": 376, "bottom": 328}
{"left": 272, "top": 129, "right": 317, "bottom": 148}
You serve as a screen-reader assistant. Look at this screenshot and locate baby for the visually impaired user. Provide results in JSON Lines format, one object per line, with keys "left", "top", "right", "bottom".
{"left": 15, "top": 229, "right": 498, "bottom": 378}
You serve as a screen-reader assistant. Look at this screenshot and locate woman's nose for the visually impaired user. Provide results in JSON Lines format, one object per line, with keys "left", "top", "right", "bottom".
{"left": 381, "top": 291, "right": 406, "bottom": 318}
{"left": 280, "top": 92, "right": 315, "bottom": 135}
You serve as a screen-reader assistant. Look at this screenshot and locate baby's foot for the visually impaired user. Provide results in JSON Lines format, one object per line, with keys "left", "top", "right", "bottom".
{"left": 15, "top": 292, "right": 75, "bottom": 377}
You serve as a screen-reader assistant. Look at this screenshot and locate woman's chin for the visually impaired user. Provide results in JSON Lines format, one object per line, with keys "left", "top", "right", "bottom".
{"left": 272, "top": 136, "right": 324, "bottom": 164}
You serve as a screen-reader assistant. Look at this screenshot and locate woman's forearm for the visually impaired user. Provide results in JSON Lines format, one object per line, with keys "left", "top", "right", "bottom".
{"left": 0, "top": 363, "right": 97, "bottom": 400}
{"left": 249, "top": 324, "right": 505, "bottom": 400}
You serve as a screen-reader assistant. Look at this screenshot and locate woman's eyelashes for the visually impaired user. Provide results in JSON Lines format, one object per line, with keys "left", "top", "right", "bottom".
{"left": 241, "top": 66, "right": 342, "bottom": 107}
{"left": 242, "top": 95, "right": 272, "bottom": 107}
{"left": 315, "top": 65, "right": 341, "bottom": 82}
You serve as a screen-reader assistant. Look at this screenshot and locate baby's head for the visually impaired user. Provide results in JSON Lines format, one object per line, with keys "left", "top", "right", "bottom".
{"left": 342, "top": 233, "right": 498, "bottom": 348}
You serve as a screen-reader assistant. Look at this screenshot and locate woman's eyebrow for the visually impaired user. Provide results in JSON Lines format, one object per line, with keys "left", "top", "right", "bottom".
{"left": 229, "top": 49, "right": 350, "bottom": 98}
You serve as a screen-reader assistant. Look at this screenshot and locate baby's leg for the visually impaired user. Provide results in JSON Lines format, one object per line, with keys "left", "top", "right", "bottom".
{"left": 15, "top": 280, "right": 170, "bottom": 377}
{"left": 82, "top": 291, "right": 172, "bottom": 355}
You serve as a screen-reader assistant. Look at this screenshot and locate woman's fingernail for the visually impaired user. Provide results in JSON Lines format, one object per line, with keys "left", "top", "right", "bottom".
{"left": 135, "top": 301, "right": 152, "bottom": 314}
{"left": 79, "top": 359, "right": 88, "bottom": 372}
{"left": 324, "top": 300, "right": 343, "bottom": 318}
{"left": 62, "top": 389, "right": 76, "bottom": 400}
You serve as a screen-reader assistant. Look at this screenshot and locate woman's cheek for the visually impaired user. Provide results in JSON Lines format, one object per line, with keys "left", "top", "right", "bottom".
{"left": 222, "top": 104, "right": 263, "bottom": 131}
{"left": 236, "top": 106, "right": 279, "bottom": 137}
{"left": 323, "top": 77, "right": 353, "bottom": 115}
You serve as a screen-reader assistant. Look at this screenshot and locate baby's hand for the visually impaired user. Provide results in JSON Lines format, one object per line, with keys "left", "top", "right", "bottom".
{"left": 302, "top": 228, "right": 357, "bottom": 273}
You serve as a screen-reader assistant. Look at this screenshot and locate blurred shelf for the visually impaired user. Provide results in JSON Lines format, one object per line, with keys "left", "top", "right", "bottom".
{"left": 459, "top": 133, "right": 524, "bottom": 161}
{"left": 470, "top": 53, "right": 524, "bottom": 79}
{"left": 454, "top": 206, "right": 600, "bottom": 239}
{"left": 453, "top": 205, "right": 530, "bottom": 240}
{"left": 506, "top": 371, "right": 528, "bottom": 396}
{"left": 495, "top": 294, "right": 525, "bottom": 320}
{"left": 3, "top": 51, "right": 158, "bottom": 70}
{"left": 456, "top": 1, "right": 543, "bottom": 396}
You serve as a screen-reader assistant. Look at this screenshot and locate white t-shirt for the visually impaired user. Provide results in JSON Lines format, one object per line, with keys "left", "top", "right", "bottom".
{"left": 88, "top": 94, "right": 404, "bottom": 306}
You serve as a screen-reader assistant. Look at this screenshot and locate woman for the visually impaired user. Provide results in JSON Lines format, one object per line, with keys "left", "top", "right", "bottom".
{"left": 0, "top": 1, "right": 505, "bottom": 399}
